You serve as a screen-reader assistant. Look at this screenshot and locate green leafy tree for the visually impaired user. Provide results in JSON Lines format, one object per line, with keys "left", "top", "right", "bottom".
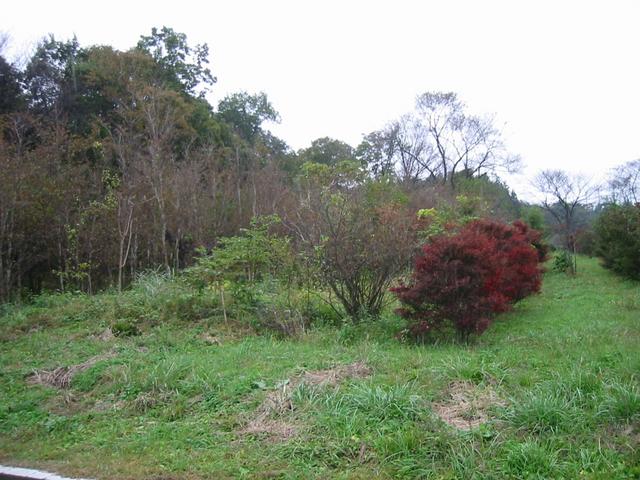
{"left": 137, "top": 26, "right": 216, "bottom": 96}
{"left": 298, "top": 137, "right": 357, "bottom": 167}
{"left": 217, "top": 91, "right": 280, "bottom": 143}
{"left": 0, "top": 54, "right": 22, "bottom": 114}
{"left": 187, "top": 215, "right": 290, "bottom": 322}
{"left": 521, "top": 205, "right": 546, "bottom": 232}
{"left": 23, "top": 35, "right": 83, "bottom": 116}
{"left": 455, "top": 174, "right": 521, "bottom": 221}
{"left": 594, "top": 204, "right": 640, "bottom": 279}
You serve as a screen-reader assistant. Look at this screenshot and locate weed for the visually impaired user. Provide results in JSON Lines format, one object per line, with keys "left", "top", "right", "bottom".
{"left": 111, "top": 320, "right": 140, "bottom": 337}
{"left": 598, "top": 381, "right": 640, "bottom": 422}
{"left": 503, "top": 389, "right": 583, "bottom": 434}
{"left": 502, "top": 439, "right": 559, "bottom": 478}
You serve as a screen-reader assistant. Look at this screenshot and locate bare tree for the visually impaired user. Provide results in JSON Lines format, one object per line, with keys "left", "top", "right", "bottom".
{"left": 608, "top": 159, "right": 640, "bottom": 204}
{"left": 533, "top": 169, "right": 597, "bottom": 273}
{"left": 0, "top": 32, "right": 9, "bottom": 56}
{"left": 360, "top": 92, "right": 520, "bottom": 188}
{"left": 416, "top": 92, "right": 521, "bottom": 188}
{"left": 390, "top": 114, "right": 439, "bottom": 183}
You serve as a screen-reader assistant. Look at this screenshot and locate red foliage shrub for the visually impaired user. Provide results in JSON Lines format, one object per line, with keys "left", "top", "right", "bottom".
{"left": 392, "top": 219, "right": 545, "bottom": 341}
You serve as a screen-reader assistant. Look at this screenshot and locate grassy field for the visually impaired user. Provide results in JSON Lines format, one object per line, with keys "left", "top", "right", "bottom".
{"left": 0, "top": 257, "right": 638, "bottom": 479}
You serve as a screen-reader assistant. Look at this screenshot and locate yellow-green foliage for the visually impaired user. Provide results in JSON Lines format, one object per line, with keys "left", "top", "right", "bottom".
{"left": 417, "top": 194, "right": 483, "bottom": 239}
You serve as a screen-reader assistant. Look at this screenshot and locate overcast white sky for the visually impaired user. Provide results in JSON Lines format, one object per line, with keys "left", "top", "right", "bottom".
{"left": 4, "top": 0, "right": 640, "bottom": 200}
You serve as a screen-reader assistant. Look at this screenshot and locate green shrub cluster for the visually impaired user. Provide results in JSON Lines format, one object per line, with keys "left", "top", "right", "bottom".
{"left": 594, "top": 204, "right": 640, "bottom": 280}
{"left": 552, "top": 250, "right": 575, "bottom": 274}
{"left": 184, "top": 215, "right": 340, "bottom": 335}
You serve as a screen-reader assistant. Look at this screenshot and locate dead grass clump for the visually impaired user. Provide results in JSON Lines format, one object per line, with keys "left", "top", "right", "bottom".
{"left": 97, "top": 327, "right": 115, "bottom": 341}
{"left": 239, "top": 418, "right": 299, "bottom": 441}
{"left": 199, "top": 332, "right": 222, "bottom": 345}
{"left": 301, "top": 361, "right": 372, "bottom": 387}
{"left": 44, "top": 390, "right": 83, "bottom": 415}
{"left": 238, "top": 361, "right": 371, "bottom": 442}
{"left": 27, "top": 352, "right": 116, "bottom": 389}
{"left": 433, "top": 380, "right": 503, "bottom": 430}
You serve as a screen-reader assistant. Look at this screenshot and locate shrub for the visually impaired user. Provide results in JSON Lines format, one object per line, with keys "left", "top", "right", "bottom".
{"left": 552, "top": 250, "right": 574, "bottom": 274}
{"left": 185, "top": 215, "right": 293, "bottom": 322}
{"left": 392, "top": 219, "right": 545, "bottom": 341}
{"left": 111, "top": 319, "right": 140, "bottom": 337}
{"left": 318, "top": 199, "right": 417, "bottom": 319}
{"left": 293, "top": 166, "right": 418, "bottom": 320}
{"left": 594, "top": 204, "right": 640, "bottom": 280}
{"left": 473, "top": 220, "right": 548, "bottom": 299}
{"left": 575, "top": 227, "right": 597, "bottom": 256}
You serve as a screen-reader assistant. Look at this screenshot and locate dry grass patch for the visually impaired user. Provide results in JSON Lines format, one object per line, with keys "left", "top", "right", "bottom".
{"left": 96, "top": 327, "right": 115, "bottom": 341}
{"left": 239, "top": 361, "right": 371, "bottom": 442}
{"left": 434, "top": 380, "right": 503, "bottom": 430}
{"left": 199, "top": 332, "right": 222, "bottom": 345}
{"left": 239, "top": 418, "right": 299, "bottom": 442}
{"left": 27, "top": 352, "right": 116, "bottom": 389}
{"left": 301, "top": 361, "right": 372, "bottom": 388}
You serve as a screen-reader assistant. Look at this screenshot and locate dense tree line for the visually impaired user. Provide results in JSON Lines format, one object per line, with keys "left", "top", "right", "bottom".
{"left": 0, "top": 28, "right": 527, "bottom": 302}
{"left": 532, "top": 161, "right": 640, "bottom": 279}
{"left": 593, "top": 159, "right": 640, "bottom": 279}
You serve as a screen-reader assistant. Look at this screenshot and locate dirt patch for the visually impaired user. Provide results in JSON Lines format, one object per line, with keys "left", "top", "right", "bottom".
{"left": 131, "top": 390, "right": 173, "bottom": 412}
{"left": 238, "top": 361, "right": 371, "bottom": 441}
{"left": 433, "top": 380, "right": 503, "bottom": 430}
{"left": 258, "top": 361, "right": 372, "bottom": 416}
{"left": 43, "top": 390, "right": 85, "bottom": 416}
{"left": 27, "top": 352, "right": 116, "bottom": 389}
{"left": 602, "top": 423, "right": 640, "bottom": 453}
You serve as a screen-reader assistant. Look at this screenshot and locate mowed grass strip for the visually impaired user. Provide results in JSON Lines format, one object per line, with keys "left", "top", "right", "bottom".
{"left": 0, "top": 257, "right": 638, "bottom": 479}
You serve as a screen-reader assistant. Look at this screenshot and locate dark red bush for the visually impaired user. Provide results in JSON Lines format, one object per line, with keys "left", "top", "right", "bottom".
{"left": 392, "top": 219, "right": 545, "bottom": 341}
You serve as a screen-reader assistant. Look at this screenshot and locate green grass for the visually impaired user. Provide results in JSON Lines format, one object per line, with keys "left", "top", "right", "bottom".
{"left": 0, "top": 257, "right": 639, "bottom": 479}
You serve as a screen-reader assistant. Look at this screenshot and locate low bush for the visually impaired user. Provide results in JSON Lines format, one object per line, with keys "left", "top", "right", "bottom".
{"left": 552, "top": 250, "right": 575, "bottom": 274}
{"left": 392, "top": 219, "right": 545, "bottom": 341}
{"left": 293, "top": 165, "right": 418, "bottom": 321}
{"left": 111, "top": 319, "right": 140, "bottom": 337}
{"left": 185, "top": 215, "right": 294, "bottom": 323}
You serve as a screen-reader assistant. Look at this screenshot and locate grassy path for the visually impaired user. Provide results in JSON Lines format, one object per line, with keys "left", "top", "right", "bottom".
{"left": 0, "top": 258, "right": 638, "bottom": 478}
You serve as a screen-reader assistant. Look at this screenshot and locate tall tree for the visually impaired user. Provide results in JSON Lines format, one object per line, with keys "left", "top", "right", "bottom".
{"left": 358, "top": 116, "right": 436, "bottom": 183}
{"left": 608, "top": 159, "right": 640, "bottom": 204}
{"left": 298, "top": 137, "right": 356, "bottom": 167}
{"left": 359, "top": 92, "right": 520, "bottom": 187}
{"left": 534, "top": 169, "right": 597, "bottom": 273}
{"left": 0, "top": 40, "right": 22, "bottom": 114}
{"left": 217, "top": 91, "right": 280, "bottom": 143}
{"left": 415, "top": 92, "right": 520, "bottom": 188}
{"left": 23, "top": 35, "right": 83, "bottom": 117}
{"left": 137, "top": 26, "right": 216, "bottom": 96}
